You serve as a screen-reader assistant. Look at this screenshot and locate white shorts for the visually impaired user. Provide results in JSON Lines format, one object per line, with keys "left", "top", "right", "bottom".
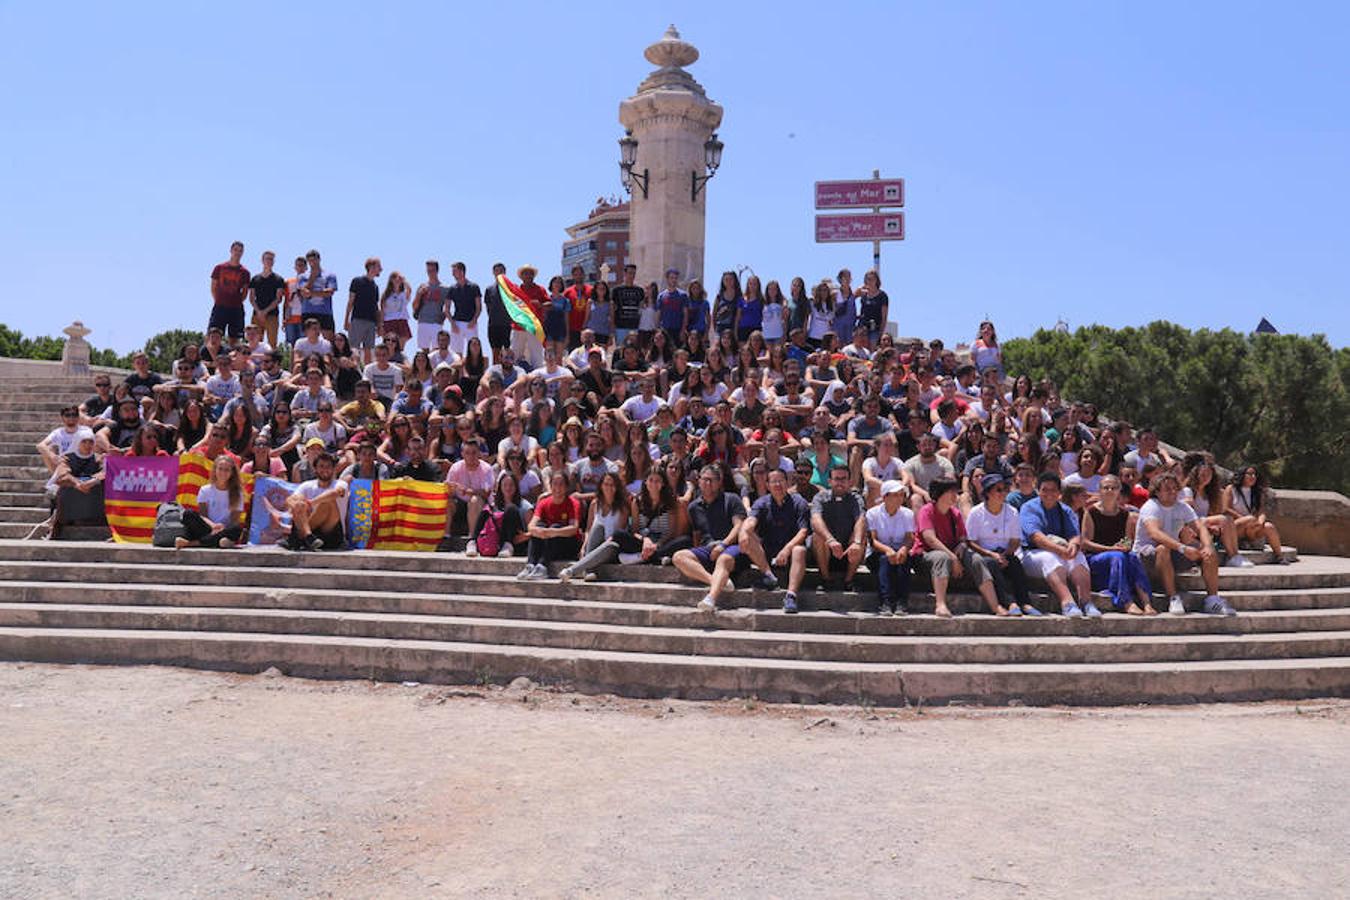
{"left": 1020, "top": 547, "right": 1089, "bottom": 579}
{"left": 450, "top": 320, "right": 476, "bottom": 354}
{"left": 510, "top": 328, "right": 544, "bottom": 368}
{"left": 417, "top": 322, "right": 446, "bottom": 350}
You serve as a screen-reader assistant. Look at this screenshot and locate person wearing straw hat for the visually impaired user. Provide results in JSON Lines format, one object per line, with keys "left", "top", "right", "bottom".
{"left": 509, "top": 264, "right": 548, "bottom": 369}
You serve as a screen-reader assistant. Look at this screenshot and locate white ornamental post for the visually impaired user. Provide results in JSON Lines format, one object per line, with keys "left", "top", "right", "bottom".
{"left": 619, "top": 25, "right": 724, "bottom": 289}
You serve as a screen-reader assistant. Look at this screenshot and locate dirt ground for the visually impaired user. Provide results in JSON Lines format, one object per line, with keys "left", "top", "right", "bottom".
{"left": 1, "top": 663, "right": 1347, "bottom": 900}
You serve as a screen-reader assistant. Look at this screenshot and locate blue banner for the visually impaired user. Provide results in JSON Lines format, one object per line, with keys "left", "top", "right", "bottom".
{"left": 346, "top": 479, "right": 375, "bottom": 549}
{"left": 248, "top": 477, "right": 297, "bottom": 547}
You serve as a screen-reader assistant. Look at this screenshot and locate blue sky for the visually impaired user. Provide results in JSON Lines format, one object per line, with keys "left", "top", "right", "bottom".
{"left": 2, "top": 1, "right": 1347, "bottom": 352}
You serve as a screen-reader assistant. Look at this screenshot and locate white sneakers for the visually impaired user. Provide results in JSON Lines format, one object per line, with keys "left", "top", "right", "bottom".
{"left": 498, "top": 544, "right": 514, "bottom": 558}
{"left": 697, "top": 594, "right": 716, "bottom": 613}
{"left": 1226, "top": 556, "right": 1255, "bottom": 568}
{"left": 464, "top": 544, "right": 478, "bottom": 558}
{"left": 1168, "top": 595, "right": 1187, "bottom": 615}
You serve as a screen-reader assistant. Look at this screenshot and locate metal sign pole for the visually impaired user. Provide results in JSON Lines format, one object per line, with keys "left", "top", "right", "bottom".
{"left": 871, "top": 168, "right": 881, "bottom": 275}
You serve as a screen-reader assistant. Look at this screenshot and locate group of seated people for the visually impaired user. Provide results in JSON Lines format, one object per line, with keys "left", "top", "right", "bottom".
{"left": 37, "top": 296, "right": 1290, "bottom": 616}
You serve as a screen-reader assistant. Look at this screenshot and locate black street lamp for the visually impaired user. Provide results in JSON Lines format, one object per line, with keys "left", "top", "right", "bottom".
{"left": 618, "top": 131, "right": 649, "bottom": 200}
{"left": 691, "top": 133, "right": 723, "bottom": 201}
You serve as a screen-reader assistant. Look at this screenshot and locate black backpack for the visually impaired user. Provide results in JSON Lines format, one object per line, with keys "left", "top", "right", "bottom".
{"left": 151, "top": 502, "right": 188, "bottom": 547}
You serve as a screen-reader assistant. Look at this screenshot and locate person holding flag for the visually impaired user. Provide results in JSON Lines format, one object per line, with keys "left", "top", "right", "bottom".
{"left": 500, "top": 264, "right": 548, "bottom": 369}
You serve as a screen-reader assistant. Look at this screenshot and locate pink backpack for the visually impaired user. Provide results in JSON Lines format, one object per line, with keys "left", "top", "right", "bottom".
{"left": 475, "top": 510, "right": 505, "bottom": 557}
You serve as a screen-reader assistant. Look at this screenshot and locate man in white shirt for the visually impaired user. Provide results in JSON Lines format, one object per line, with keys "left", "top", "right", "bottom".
{"left": 291, "top": 318, "right": 333, "bottom": 368}
{"left": 38, "top": 406, "right": 84, "bottom": 473}
{"left": 865, "top": 480, "right": 915, "bottom": 615}
{"left": 362, "top": 342, "right": 404, "bottom": 407}
{"left": 428, "top": 329, "right": 461, "bottom": 371}
{"left": 619, "top": 377, "right": 662, "bottom": 425}
{"left": 966, "top": 474, "right": 1037, "bottom": 615}
{"left": 1132, "top": 470, "right": 1235, "bottom": 616}
{"left": 286, "top": 453, "right": 348, "bottom": 551}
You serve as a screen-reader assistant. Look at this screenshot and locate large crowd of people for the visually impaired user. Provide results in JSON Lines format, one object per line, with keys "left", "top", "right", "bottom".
{"left": 37, "top": 241, "right": 1294, "bottom": 619}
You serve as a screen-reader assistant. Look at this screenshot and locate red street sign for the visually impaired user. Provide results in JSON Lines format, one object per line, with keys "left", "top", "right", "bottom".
{"left": 814, "top": 179, "right": 905, "bottom": 209}
{"left": 815, "top": 213, "right": 905, "bottom": 243}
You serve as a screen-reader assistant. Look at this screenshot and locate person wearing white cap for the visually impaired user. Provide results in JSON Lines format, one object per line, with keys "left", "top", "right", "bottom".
{"left": 865, "top": 480, "right": 916, "bottom": 615}
{"left": 47, "top": 428, "right": 103, "bottom": 539}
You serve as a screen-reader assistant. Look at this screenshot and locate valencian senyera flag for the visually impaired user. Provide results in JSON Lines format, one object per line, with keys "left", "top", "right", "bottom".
{"left": 496, "top": 273, "right": 545, "bottom": 344}
{"left": 367, "top": 478, "right": 448, "bottom": 552}
{"left": 104, "top": 455, "right": 179, "bottom": 543}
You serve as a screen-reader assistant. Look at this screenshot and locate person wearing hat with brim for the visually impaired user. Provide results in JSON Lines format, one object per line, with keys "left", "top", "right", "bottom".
{"left": 966, "top": 473, "right": 1039, "bottom": 616}
{"left": 865, "top": 480, "right": 916, "bottom": 615}
{"left": 509, "top": 264, "right": 549, "bottom": 370}
{"left": 290, "top": 435, "right": 328, "bottom": 483}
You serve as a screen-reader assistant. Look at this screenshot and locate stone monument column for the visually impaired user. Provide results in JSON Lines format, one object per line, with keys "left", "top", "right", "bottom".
{"left": 619, "top": 25, "right": 724, "bottom": 288}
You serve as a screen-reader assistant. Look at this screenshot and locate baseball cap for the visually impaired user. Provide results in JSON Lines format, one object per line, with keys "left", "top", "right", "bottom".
{"left": 881, "top": 480, "right": 906, "bottom": 497}
{"left": 305, "top": 437, "right": 325, "bottom": 449}
{"left": 981, "top": 473, "right": 1007, "bottom": 492}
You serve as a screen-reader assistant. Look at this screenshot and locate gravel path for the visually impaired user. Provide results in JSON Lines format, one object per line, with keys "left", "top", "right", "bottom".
{"left": 1, "top": 663, "right": 1347, "bottom": 899}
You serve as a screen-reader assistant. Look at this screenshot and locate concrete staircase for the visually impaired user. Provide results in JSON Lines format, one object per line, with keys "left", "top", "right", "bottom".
{"left": 0, "top": 539, "right": 1345, "bottom": 707}
{"left": 0, "top": 376, "right": 108, "bottom": 540}
{"left": 1, "top": 371, "right": 1348, "bottom": 707}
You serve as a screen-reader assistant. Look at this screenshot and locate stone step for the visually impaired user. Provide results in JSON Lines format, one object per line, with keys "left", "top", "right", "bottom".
{"left": 0, "top": 523, "right": 41, "bottom": 539}
{"left": 0, "top": 453, "right": 43, "bottom": 467}
{"left": 4, "top": 603, "right": 1348, "bottom": 667}
{"left": 0, "top": 474, "right": 49, "bottom": 488}
{"left": 0, "top": 540, "right": 1317, "bottom": 589}
{"left": 0, "top": 478, "right": 44, "bottom": 492}
{"left": 8, "top": 580, "right": 1350, "bottom": 637}
{"left": 1, "top": 558, "right": 1346, "bottom": 616}
{"left": 0, "top": 491, "right": 46, "bottom": 506}
{"left": 2, "top": 626, "right": 1347, "bottom": 706}
{"left": 0, "top": 507, "right": 50, "bottom": 523}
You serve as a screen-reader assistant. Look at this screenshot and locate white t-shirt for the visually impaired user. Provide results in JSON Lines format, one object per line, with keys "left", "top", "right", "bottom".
{"left": 430, "top": 348, "right": 462, "bottom": 370}
{"left": 196, "top": 484, "right": 239, "bottom": 526}
{"left": 44, "top": 426, "right": 81, "bottom": 457}
{"left": 383, "top": 289, "right": 410, "bottom": 321}
{"left": 497, "top": 434, "right": 539, "bottom": 461}
{"left": 932, "top": 419, "right": 963, "bottom": 443}
{"left": 1132, "top": 498, "right": 1198, "bottom": 552}
{"left": 1064, "top": 471, "right": 1101, "bottom": 493}
{"left": 863, "top": 456, "right": 902, "bottom": 485}
{"left": 966, "top": 502, "right": 1021, "bottom": 551}
{"left": 295, "top": 478, "right": 349, "bottom": 528}
{"left": 1059, "top": 451, "right": 1080, "bottom": 476}
{"left": 621, "top": 394, "right": 662, "bottom": 423}
{"left": 363, "top": 362, "right": 404, "bottom": 398}
{"left": 865, "top": 503, "right": 915, "bottom": 548}
{"left": 1179, "top": 486, "right": 1211, "bottom": 517}
{"left": 302, "top": 420, "right": 349, "bottom": 451}
{"left": 293, "top": 336, "right": 332, "bottom": 360}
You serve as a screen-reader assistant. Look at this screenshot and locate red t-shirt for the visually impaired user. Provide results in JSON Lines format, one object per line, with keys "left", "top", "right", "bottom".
{"left": 211, "top": 262, "right": 251, "bottom": 308}
{"left": 913, "top": 502, "right": 967, "bottom": 555}
{"left": 515, "top": 281, "right": 550, "bottom": 329}
{"left": 565, "top": 283, "right": 593, "bottom": 332}
{"left": 535, "top": 493, "right": 581, "bottom": 528}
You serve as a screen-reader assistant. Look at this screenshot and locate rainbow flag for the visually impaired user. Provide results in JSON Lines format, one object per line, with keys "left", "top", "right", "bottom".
{"left": 105, "top": 455, "right": 179, "bottom": 543}
{"left": 368, "top": 479, "right": 449, "bottom": 552}
{"left": 496, "top": 273, "right": 545, "bottom": 344}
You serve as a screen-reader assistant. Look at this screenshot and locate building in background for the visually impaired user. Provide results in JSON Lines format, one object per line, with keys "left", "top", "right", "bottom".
{"left": 561, "top": 198, "right": 630, "bottom": 281}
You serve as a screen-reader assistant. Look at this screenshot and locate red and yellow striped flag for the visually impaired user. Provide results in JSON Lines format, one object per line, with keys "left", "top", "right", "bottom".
{"left": 369, "top": 479, "right": 448, "bottom": 552}
{"left": 176, "top": 453, "right": 212, "bottom": 510}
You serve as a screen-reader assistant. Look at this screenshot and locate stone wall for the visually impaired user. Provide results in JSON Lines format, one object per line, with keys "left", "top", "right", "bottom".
{"left": 1270, "top": 490, "right": 1350, "bottom": 557}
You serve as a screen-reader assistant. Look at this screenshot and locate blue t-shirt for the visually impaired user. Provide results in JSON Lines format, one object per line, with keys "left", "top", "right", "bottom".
{"left": 737, "top": 296, "right": 763, "bottom": 330}
{"left": 299, "top": 270, "right": 338, "bottom": 317}
{"left": 658, "top": 289, "right": 688, "bottom": 331}
{"left": 749, "top": 491, "right": 810, "bottom": 556}
{"left": 1019, "top": 496, "right": 1080, "bottom": 546}
{"left": 544, "top": 295, "right": 570, "bottom": 337}
{"left": 686, "top": 297, "right": 709, "bottom": 334}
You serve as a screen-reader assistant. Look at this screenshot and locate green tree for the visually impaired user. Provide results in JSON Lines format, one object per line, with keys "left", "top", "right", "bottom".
{"left": 140, "top": 328, "right": 204, "bottom": 373}
{"left": 1003, "top": 323, "right": 1348, "bottom": 494}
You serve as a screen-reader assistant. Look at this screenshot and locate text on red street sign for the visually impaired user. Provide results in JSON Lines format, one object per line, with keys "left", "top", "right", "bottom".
{"left": 814, "top": 213, "right": 906, "bottom": 243}
{"left": 814, "top": 179, "right": 906, "bottom": 209}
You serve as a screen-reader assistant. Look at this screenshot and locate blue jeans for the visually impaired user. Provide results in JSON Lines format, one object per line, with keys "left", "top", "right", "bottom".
{"left": 872, "top": 552, "right": 912, "bottom": 606}
{"left": 1088, "top": 551, "right": 1152, "bottom": 610}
